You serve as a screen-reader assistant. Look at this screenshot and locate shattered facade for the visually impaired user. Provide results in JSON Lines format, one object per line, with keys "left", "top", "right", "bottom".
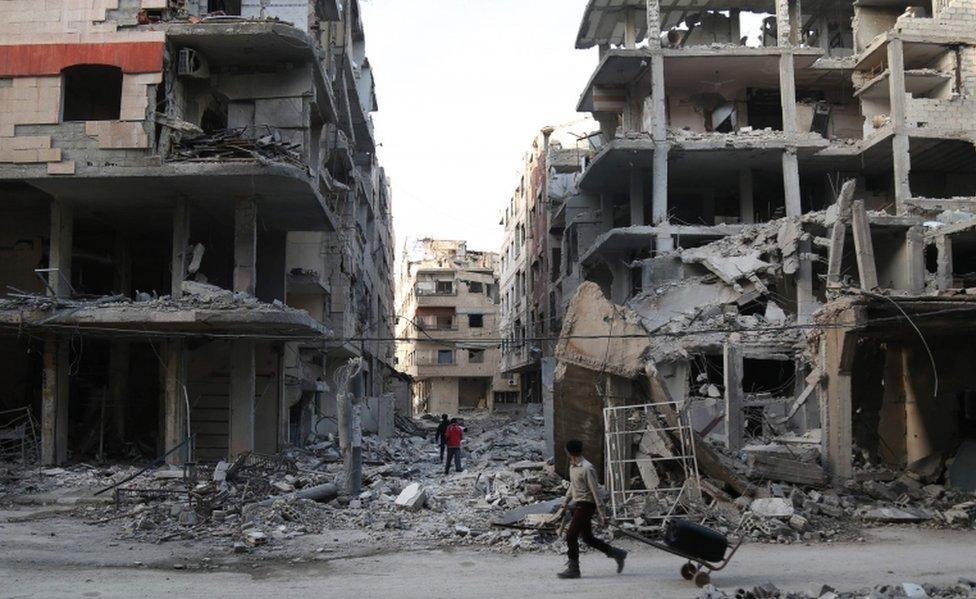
{"left": 498, "top": 120, "right": 596, "bottom": 444}
{"left": 528, "top": 0, "right": 976, "bottom": 495}
{"left": 0, "top": 0, "right": 398, "bottom": 465}
{"left": 396, "top": 239, "right": 516, "bottom": 415}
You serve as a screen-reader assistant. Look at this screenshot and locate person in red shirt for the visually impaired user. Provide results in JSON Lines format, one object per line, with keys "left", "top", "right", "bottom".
{"left": 443, "top": 418, "right": 464, "bottom": 474}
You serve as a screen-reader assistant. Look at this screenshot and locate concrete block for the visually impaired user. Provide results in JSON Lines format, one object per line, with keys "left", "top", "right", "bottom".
{"left": 37, "top": 147, "right": 61, "bottom": 162}
{"left": 47, "top": 161, "right": 75, "bottom": 175}
{"left": 394, "top": 483, "right": 427, "bottom": 511}
{"left": 750, "top": 497, "right": 794, "bottom": 518}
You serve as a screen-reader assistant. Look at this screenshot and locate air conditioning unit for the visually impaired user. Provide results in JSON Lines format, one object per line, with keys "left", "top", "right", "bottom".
{"left": 178, "top": 48, "right": 210, "bottom": 79}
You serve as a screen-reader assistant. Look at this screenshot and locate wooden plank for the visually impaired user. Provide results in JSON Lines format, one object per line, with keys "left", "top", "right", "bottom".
{"left": 746, "top": 452, "right": 827, "bottom": 486}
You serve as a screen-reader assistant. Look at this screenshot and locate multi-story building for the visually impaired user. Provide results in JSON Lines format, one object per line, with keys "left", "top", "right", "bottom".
{"left": 498, "top": 121, "right": 595, "bottom": 404}
{"left": 542, "top": 0, "right": 976, "bottom": 480}
{"left": 0, "top": 0, "right": 397, "bottom": 465}
{"left": 396, "top": 239, "right": 515, "bottom": 415}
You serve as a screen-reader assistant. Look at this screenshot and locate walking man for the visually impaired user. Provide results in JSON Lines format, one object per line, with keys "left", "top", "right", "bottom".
{"left": 557, "top": 439, "right": 627, "bottom": 579}
{"left": 434, "top": 414, "right": 449, "bottom": 463}
{"left": 443, "top": 418, "right": 464, "bottom": 474}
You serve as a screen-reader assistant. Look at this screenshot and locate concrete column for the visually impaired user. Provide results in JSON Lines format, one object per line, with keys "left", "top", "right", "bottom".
{"left": 623, "top": 8, "right": 637, "bottom": 48}
{"left": 48, "top": 201, "right": 73, "bottom": 298}
{"left": 652, "top": 144, "right": 672, "bottom": 252}
{"left": 234, "top": 195, "right": 258, "bottom": 295}
{"left": 738, "top": 168, "right": 755, "bottom": 224}
{"left": 629, "top": 170, "right": 645, "bottom": 226}
{"left": 650, "top": 54, "right": 667, "bottom": 142}
{"left": 906, "top": 226, "right": 925, "bottom": 294}
{"left": 723, "top": 338, "right": 745, "bottom": 452}
{"left": 775, "top": 0, "right": 792, "bottom": 46}
{"left": 820, "top": 309, "right": 857, "bottom": 483}
{"left": 41, "top": 337, "right": 69, "bottom": 465}
{"left": 645, "top": 0, "right": 662, "bottom": 45}
{"left": 851, "top": 199, "right": 879, "bottom": 290}
{"left": 936, "top": 234, "right": 953, "bottom": 290}
{"left": 109, "top": 340, "right": 130, "bottom": 445}
{"left": 782, "top": 149, "right": 802, "bottom": 217}
{"left": 779, "top": 53, "right": 798, "bottom": 136}
{"left": 171, "top": 197, "right": 189, "bottom": 299}
{"left": 888, "top": 38, "right": 912, "bottom": 211}
{"left": 797, "top": 238, "right": 818, "bottom": 324}
{"left": 162, "top": 339, "right": 186, "bottom": 465}
{"left": 229, "top": 340, "right": 256, "bottom": 457}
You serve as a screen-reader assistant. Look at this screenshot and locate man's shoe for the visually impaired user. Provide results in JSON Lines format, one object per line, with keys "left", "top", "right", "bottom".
{"left": 557, "top": 559, "right": 581, "bottom": 579}
{"left": 610, "top": 548, "right": 627, "bottom": 574}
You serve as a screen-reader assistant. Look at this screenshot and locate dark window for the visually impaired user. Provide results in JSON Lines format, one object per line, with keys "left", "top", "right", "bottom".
{"left": 436, "top": 280, "right": 453, "bottom": 294}
{"left": 62, "top": 65, "right": 122, "bottom": 122}
{"left": 468, "top": 314, "right": 484, "bottom": 328}
{"left": 437, "top": 350, "right": 453, "bottom": 365}
{"left": 468, "top": 349, "right": 485, "bottom": 364}
{"left": 208, "top": 0, "right": 242, "bottom": 14}
{"left": 468, "top": 281, "right": 483, "bottom": 293}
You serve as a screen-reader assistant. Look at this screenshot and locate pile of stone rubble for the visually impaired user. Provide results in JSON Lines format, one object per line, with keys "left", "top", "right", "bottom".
{"left": 701, "top": 578, "right": 976, "bottom": 598}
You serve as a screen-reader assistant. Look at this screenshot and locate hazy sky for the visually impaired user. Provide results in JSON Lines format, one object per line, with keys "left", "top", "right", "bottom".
{"left": 360, "top": 0, "right": 596, "bottom": 255}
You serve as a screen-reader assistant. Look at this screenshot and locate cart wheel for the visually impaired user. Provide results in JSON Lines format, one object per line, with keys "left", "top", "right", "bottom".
{"left": 680, "top": 563, "right": 696, "bottom": 580}
{"left": 694, "top": 571, "right": 711, "bottom": 587}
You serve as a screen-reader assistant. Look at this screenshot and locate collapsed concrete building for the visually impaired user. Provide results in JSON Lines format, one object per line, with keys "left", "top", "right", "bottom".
{"left": 396, "top": 239, "right": 517, "bottom": 415}
{"left": 0, "top": 0, "right": 399, "bottom": 466}
{"left": 513, "top": 0, "right": 976, "bottom": 491}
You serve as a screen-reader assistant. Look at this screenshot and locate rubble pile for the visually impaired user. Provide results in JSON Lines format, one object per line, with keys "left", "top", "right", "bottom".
{"left": 701, "top": 578, "right": 976, "bottom": 598}
{"left": 3, "top": 412, "right": 571, "bottom": 555}
{"left": 171, "top": 127, "right": 306, "bottom": 169}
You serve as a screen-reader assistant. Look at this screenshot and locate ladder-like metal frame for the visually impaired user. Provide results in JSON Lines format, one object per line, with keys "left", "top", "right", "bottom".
{"left": 603, "top": 400, "right": 702, "bottom": 528}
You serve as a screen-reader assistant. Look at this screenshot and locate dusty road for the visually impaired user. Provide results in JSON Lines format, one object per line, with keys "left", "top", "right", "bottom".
{"left": 1, "top": 512, "right": 975, "bottom": 599}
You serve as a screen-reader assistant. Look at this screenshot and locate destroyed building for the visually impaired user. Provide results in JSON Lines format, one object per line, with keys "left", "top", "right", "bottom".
{"left": 0, "top": 0, "right": 399, "bottom": 466}
{"left": 498, "top": 121, "right": 596, "bottom": 432}
{"left": 396, "top": 239, "right": 515, "bottom": 414}
{"left": 510, "top": 0, "right": 976, "bottom": 493}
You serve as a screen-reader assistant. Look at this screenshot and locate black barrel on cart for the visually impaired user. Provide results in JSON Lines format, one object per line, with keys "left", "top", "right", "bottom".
{"left": 664, "top": 519, "right": 729, "bottom": 563}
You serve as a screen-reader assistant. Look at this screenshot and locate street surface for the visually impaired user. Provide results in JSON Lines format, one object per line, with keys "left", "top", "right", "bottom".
{"left": 1, "top": 510, "right": 975, "bottom": 599}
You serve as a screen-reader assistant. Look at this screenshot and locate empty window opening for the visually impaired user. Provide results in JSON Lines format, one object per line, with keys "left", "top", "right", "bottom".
{"left": 467, "top": 349, "right": 485, "bottom": 364}
{"left": 207, "top": 0, "right": 241, "bottom": 14}
{"left": 62, "top": 65, "right": 122, "bottom": 122}
{"left": 468, "top": 314, "right": 484, "bottom": 328}
{"left": 468, "top": 281, "right": 484, "bottom": 293}
{"left": 436, "top": 280, "right": 454, "bottom": 295}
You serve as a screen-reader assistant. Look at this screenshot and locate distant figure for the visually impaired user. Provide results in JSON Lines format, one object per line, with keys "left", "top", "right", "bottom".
{"left": 443, "top": 418, "right": 464, "bottom": 474}
{"left": 557, "top": 439, "right": 627, "bottom": 579}
{"left": 434, "top": 414, "right": 449, "bottom": 463}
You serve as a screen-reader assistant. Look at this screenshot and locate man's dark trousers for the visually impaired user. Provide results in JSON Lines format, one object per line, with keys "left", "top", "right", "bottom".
{"left": 444, "top": 447, "right": 462, "bottom": 473}
{"left": 565, "top": 501, "right": 614, "bottom": 560}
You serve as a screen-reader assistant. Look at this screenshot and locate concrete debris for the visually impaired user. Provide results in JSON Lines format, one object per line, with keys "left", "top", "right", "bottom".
{"left": 750, "top": 498, "right": 795, "bottom": 519}
{"left": 948, "top": 440, "right": 976, "bottom": 493}
{"left": 394, "top": 483, "right": 427, "bottom": 511}
{"left": 171, "top": 127, "right": 305, "bottom": 169}
{"left": 701, "top": 579, "right": 976, "bottom": 599}
{"left": 2, "top": 412, "right": 571, "bottom": 556}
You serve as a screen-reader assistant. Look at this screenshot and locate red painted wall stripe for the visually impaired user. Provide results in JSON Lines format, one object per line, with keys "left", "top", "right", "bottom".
{"left": 0, "top": 42, "right": 164, "bottom": 77}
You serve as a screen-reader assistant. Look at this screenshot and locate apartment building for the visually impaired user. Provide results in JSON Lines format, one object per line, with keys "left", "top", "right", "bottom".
{"left": 396, "top": 239, "right": 516, "bottom": 415}
{"left": 535, "top": 0, "right": 976, "bottom": 481}
{"left": 498, "top": 120, "right": 595, "bottom": 414}
{"left": 0, "top": 0, "right": 397, "bottom": 465}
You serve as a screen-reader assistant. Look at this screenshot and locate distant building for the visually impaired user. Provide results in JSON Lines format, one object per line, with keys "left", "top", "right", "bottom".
{"left": 396, "top": 239, "right": 517, "bottom": 414}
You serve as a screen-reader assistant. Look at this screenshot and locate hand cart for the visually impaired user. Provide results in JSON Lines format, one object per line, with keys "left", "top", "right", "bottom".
{"left": 614, "top": 522, "right": 744, "bottom": 588}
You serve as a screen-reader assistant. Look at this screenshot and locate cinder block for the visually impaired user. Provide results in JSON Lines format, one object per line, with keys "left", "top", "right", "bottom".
{"left": 47, "top": 161, "right": 76, "bottom": 175}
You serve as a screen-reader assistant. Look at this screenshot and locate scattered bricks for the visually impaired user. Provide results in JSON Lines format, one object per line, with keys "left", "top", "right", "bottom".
{"left": 788, "top": 514, "right": 808, "bottom": 531}
{"left": 244, "top": 530, "right": 268, "bottom": 547}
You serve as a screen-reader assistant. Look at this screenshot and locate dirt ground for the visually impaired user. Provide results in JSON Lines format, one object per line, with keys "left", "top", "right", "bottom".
{"left": 2, "top": 509, "right": 975, "bottom": 599}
